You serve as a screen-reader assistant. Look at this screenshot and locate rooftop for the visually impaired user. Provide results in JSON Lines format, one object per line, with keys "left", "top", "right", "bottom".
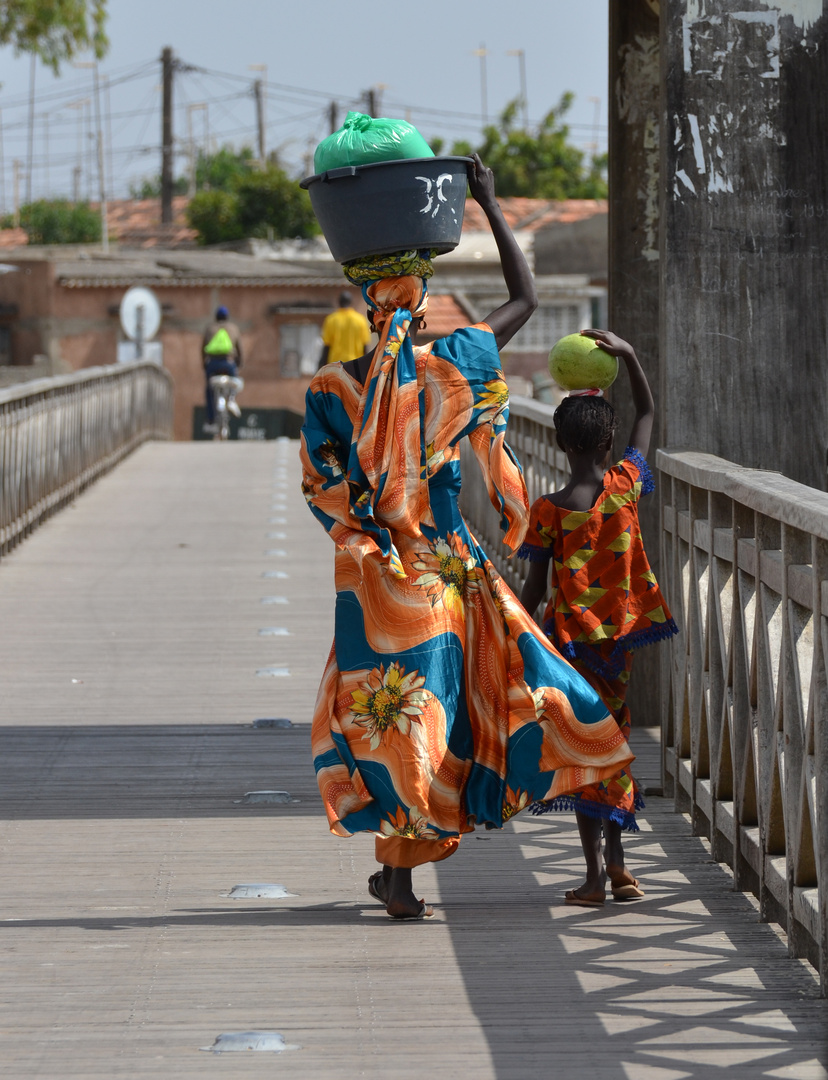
{"left": 0, "top": 195, "right": 606, "bottom": 255}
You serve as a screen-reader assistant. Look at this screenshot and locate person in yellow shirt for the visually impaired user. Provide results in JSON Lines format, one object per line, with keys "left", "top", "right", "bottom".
{"left": 318, "top": 292, "right": 372, "bottom": 368}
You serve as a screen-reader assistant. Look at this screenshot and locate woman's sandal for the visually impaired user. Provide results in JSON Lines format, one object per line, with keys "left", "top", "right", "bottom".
{"left": 387, "top": 901, "right": 434, "bottom": 921}
{"left": 367, "top": 871, "right": 387, "bottom": 904}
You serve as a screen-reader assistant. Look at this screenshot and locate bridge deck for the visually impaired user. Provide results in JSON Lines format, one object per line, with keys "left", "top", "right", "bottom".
{"left": 0, "top": 442, "right": 825, "bottom": 1079}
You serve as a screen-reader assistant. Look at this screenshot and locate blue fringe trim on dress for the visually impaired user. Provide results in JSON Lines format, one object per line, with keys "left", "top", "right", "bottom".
{"left": 528, "top": 791, "right": 646, "bottom": 832}
{"left": 623, "top": 446, "right": 654, "bottom": 495}
{"left": 547, "top": 618, "right": 680, "bottom": 679}
{"left": 516, "top": 542, "right": 553, "bottom": 562}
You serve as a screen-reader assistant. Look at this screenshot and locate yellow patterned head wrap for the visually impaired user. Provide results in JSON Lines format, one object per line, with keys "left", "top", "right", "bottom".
{"left": 343, "top": 249, "right": 435, "bottom": 286}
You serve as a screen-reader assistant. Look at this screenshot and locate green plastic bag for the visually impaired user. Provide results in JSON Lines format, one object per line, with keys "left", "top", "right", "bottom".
{"left": 204, "top": 327, "right": 234, "bottom": 355}
{"left": 313, "top": 111, "right": 434, "bottom": 174}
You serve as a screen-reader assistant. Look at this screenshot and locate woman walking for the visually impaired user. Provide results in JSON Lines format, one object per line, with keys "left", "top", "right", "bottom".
{"left": 300, "top": 156, "right": 633, "bottom": 919}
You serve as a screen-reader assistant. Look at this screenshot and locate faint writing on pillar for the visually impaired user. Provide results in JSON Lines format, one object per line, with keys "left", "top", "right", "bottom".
{"left": 616, "top": 33, "right": 660, "bottom": 261}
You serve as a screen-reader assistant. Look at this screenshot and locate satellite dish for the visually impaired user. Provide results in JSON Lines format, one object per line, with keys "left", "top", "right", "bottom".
{"left": 120, "top": 286, "right": 161, "bottom": 343}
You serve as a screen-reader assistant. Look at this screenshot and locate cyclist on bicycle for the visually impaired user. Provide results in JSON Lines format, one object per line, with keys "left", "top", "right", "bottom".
{"left": 202, "top": 305, "right": 243, "bottom": 434}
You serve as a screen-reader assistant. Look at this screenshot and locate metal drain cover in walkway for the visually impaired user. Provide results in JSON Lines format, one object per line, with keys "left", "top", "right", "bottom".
{"left": 235, "top": 790, "right": 298, "bottom": 804}
{"left": 201, "top": 1031, "right": 299, "bottom": 1053}
{"left": 226, "top": 884, "right": 296, "bottom": 899}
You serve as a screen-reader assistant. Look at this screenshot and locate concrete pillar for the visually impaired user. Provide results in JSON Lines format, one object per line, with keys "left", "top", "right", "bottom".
{"left": 660, "top": 2, "right": 828, "bottom": 489}
{"left": 608, "top": 0, "right": 662, "bottom": 726}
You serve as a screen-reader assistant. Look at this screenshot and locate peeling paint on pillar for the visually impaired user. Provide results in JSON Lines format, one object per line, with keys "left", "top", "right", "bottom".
{"left": 661, "top": 1, "right": 828, "bottom": 488}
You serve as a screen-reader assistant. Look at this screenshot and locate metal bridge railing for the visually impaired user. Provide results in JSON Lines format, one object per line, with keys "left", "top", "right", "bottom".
{"left": 461, "top": 399, "right": 826, "bottom": 990}
{"left": 659, "top": 450, "right": 827, "bottom": 991}
{"left": 0, "top": 362, "right": 174, "bottom": 558}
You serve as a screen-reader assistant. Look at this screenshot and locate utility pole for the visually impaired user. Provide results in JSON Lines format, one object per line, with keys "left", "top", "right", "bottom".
{"left": 92, "top": 64, "right": 108, "bottom": 252}
{"left": 472, "top": 44, "right": 489, "bottom": 127}
{"left": 13, "top": 160, "right": 20, "bottom": 227}
{"left": 365, "top": 87, "right": 377, "bottom": 118}
{"left": 587, "top": 95, "right": 602, "bottom": 159}
{"left": 328, "top": 101, "right": 338, "bottom": 134}
{"left": 0, "top": 110, "right": 6, "bottom": 217}
{"left": 249, "top": 65, "right": 267, "bottom": 166}
{"left": 253, "top": 80, "right": 265, "bottom": 164}
{"left": 43, "top": 112, "right": 49, "bottom": 197}
{"left": 67, "top": 99, "right": 87, "bottom": 201}
{"left": 25, "top": 55, "right": 35, "bottom": 205}
{"left": 103, "top": 75, "right": 113, "bottom": 201}
{"left": 161, "top": 47, "right": 174, "bottom": 224}
{"left": 187, "top": 103, "right": 207, "bottom": 196}
{"left": 75, "top": 61, "right": 109, "bottom": 253}
{"left": 506, "top": 49, "right": 528, "bottom": 128}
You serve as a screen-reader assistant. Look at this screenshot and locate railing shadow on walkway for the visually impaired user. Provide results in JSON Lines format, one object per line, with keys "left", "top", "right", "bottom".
{"left": 437, "top": 802, "right": 827, "bottom": 1080}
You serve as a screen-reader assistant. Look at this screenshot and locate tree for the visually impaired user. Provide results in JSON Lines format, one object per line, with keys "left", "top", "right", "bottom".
{"left": 184, "top": 190, "right": 243, "bottom": 246}
{"left": 185, "top": 162, "right": 318, "bottom": 246}
{"left": 234, "top": 168, "right": 318, "bottom": 240}
{"left": 130, "top": 145, "right": 257, "bottom": 201}
{"left": 1, "top": 199, "right": 101, "bottom": 243}
{"left": 0, "top": 1, "right": 108, "bottom": 71}
{"left": 435, "top": 95, "right": 607, "bottom": 200}
{"left": 196, "top": 145, "right": 256, "bottom": 191}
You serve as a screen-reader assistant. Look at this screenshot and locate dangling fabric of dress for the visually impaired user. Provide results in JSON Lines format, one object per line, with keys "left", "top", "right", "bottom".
{"left": 300, "top": 273, "right": 634, "bottom": 868}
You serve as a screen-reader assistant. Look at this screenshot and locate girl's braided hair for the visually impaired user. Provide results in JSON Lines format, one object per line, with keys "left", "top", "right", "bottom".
{"left": 553, "top": 395, "right": 618, "bottom": 454}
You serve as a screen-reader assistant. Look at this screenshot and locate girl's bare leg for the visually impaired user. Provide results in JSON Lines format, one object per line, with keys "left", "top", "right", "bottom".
{"left": 604, "top": 821, "right": 625, "bottom": 878}
{"left": 573, "top": 811, "right": 606, "bottom": 899}
{"left": 605, "top": 821, "right": 644, "bottom": 895}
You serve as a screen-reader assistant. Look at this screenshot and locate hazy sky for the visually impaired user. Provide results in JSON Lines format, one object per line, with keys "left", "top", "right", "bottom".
{"left": 0, "top": 0, "right": 609, "bottom": 205}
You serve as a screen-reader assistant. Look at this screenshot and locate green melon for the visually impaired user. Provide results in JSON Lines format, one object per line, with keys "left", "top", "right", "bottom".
{"left": 548, "top": 333, "right": 618, "bottom": 391}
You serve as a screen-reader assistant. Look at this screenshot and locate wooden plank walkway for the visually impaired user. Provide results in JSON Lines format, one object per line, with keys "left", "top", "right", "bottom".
{"left": 0, "top": 441, "right": 825, "bottom": 1079}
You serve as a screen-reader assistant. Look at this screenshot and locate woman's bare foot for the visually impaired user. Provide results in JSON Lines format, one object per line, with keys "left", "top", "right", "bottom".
{"left": 385, "top": 867, "right": 431, "bottom": 919}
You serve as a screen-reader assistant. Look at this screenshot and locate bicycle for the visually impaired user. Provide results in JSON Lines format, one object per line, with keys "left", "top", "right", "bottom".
{"left": 208, "top": 374, "right": 244, "bottom": 440}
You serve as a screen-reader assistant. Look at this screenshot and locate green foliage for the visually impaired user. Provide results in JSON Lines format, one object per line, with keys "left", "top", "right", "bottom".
{"left": 446, "top": 95, "right": 608, "bottom": 200}
{"left": 195, "top": 145, "right": 256, "bottom": 191}
{"left": 129, "top": 175, "right": 187, "bottom": 199}
{"left": 1, "top": 199, "right": 101, "bottom": 243}
{"left": 130, "top": 144, "right": 256, "bottom": 202}
{"left": 0, "top": 0, "right": 108, "bottom": 71}
{"left": 234, "top": 168, "right": 318, "bottom": 241}
{"left": 185, "top": 158, "right": 319, "bottom": 246}
{"left": 185, "top": 190, "right": 244, "bottom": 246}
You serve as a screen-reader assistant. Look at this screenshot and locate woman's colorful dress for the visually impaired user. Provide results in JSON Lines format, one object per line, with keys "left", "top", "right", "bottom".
{"left": 518, "top": 448, "right": 679, "bottom": 830}
{"left": 300, "top": 320, "right": 635, "bottom": 867}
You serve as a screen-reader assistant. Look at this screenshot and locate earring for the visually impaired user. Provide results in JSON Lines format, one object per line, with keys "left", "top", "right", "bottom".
{"left": 419, "top": 319, "right": 428, "bottom": 332}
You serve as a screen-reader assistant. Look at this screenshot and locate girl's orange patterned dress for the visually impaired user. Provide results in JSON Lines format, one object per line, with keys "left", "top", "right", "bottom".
{"left": 518, "top": 448, "right": 678, "bottom": 829}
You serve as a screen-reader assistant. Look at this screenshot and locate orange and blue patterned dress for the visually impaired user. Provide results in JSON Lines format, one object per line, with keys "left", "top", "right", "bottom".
{"left": 518, "top": 448, "right": 678, "bottom": 829}
{"left": 300, "top": 311, "right": 636, "bottom": 868}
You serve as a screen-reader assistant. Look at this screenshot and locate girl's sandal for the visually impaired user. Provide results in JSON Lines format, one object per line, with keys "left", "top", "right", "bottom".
{"left": 565, "top": 888, "right": 605, "bottom": 908}
{"left": 609, "top": 872, "right": 645, "bottom": 901}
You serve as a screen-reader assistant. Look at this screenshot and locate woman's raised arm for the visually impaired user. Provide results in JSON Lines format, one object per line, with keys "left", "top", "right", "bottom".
{"left": 467, "top": 153, "right": 538, "bottom": 351}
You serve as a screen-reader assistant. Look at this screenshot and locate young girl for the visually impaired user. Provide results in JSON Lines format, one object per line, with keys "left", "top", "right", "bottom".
{"left": 519, "top": 329, "right": 678, "bottom": 907}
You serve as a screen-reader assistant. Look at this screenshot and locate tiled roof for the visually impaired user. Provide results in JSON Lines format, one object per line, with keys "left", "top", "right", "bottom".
{"left": 422, "top": 294, "right": 471, "bottom": 339}
{"left": 0, "top": 228, "right": 28, "bottom": 249}
{"left": 102, "top": 196, "right": 197, "bottom": 248}
{"left": 461, "top": 197, "right": 607, "bottom": 233}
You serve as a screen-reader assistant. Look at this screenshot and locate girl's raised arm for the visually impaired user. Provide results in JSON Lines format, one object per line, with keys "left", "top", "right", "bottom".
{"left": 581, "top": 329, "right": 654, "bottom": 457}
